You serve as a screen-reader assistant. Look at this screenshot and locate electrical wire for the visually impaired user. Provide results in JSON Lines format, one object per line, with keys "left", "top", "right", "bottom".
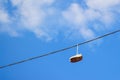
{"left": 0, "top": 29, "right": 120, "bottom": 69}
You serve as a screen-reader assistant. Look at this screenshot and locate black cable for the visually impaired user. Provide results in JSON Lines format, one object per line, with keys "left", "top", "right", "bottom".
{"left": 0, "top": 29, "right": 120, "bottom": 69}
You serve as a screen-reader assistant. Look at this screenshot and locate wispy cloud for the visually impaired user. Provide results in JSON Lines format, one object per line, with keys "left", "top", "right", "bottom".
{"left": 0, "top": 8, "right": 10, "bottom": 23}
{"left": 0, "top": 0, "right": 55, "bottom": 40}
{"left": 62, "top": 3, "right": 96, "bottom": 40}
{"left": 11, "top": 0, "right": 55, "bottom": 40}
{"left": 0, "top": 0, "right": 120, "bottom": 41}
{"left": 62, "top": 0, "right": 120, "bottom": 39}
{"left": 0, "top": 1, "right": 18, "bottom": 36}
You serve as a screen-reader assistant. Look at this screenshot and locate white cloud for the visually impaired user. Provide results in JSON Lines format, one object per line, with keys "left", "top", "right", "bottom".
{"left": 62, "top": 0, "right": 120, "bottom": 40}
{"left": 86, "top": 0, "right": 119, "bottom": 26}
{"left": 0, "top": 8, "right": 10, "bottom": 23}
{"left": 87, "top": 0, "right": 120, "bottom": 10}
{"left": 0, "top": 0, "right": 55, "bottom": 40}
{"left": 11, "top": 0, "right": 55, "bottom": 40}
{"left": 0, "top": 0, "right": 10, "bottom": 23}
{"left": 62, "top": 3, "right": 85, "bottom": 26}
{"left": 0, "top": 0, "right": 120, "bottom": 41}
{"left": 62, "top": 3, "right": 95, "bottom": 39}
{"left": 11, "top": 0, "right": 55, "bottom": 28}
{"left": 0, "top": 1, "right": 18, "bottom": 36}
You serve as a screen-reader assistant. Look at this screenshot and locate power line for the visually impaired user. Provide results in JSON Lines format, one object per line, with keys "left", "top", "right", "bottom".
{"left": 0, "top": 29, "right": 120, "bottom": 69}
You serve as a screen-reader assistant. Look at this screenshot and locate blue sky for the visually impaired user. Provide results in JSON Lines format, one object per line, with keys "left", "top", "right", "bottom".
{"left": 0, "top": 0, "right": 120, "bottom": 80}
